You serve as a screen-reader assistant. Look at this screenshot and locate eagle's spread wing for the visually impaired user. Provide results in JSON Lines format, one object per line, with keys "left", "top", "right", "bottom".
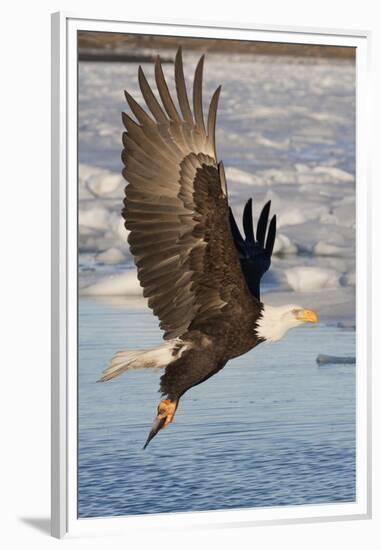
{"left": 229, "top": 199, "right": 277, "bottom": 300}
{"left": 122, "top": 48, "right": 255, "bottom": 340}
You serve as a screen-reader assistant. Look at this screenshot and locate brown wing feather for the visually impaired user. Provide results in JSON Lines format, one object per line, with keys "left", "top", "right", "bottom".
{"left": 122, "top": 48, "right": 256, "bottom": 339}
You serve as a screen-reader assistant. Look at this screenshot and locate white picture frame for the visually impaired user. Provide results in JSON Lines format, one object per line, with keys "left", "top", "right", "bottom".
{"left": 51, "top": 11, "right": 372, "bottom": 539}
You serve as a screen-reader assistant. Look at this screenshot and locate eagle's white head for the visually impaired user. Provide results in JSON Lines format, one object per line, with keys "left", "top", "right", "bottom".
{"left": 255, "top": 303, "right": 319, "bottom": 343}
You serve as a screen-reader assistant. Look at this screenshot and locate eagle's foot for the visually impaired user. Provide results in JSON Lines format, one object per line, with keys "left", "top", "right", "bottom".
{"left": 143, "top": 399, "right": 178, "bottom": 449}
{"left": 157, "top": 399, "right": 177, "bottom": 427}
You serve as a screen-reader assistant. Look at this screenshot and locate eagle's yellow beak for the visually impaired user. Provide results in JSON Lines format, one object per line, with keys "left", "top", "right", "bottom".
{"left": 296, "top": 308, "right": 319, "bottom": 324}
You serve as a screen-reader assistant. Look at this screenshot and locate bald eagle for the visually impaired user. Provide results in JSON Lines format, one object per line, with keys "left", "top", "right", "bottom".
{"left": 99, "top": 48, "right": 318, "bottom": 448}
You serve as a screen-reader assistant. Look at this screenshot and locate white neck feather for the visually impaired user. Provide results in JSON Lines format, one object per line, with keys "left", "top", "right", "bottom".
{"left": 255, "top": 304, "right": 302, "bottom": 343}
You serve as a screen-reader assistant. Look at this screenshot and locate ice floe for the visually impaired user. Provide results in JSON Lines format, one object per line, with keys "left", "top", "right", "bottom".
{"left": 285, "top": 266, "right": 341, "bottom": 292}
{"left": 316, "top": 354, "right": 355, "bottom": 365}
{"left": 81, "top": 271, "right": 141, "bottom": 296}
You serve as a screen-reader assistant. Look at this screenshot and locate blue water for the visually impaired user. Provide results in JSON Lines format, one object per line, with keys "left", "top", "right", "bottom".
{"left": 78, "top": 297, "right": 356, "bottom": 518}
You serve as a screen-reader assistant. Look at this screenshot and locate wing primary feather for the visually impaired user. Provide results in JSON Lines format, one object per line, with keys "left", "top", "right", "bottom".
{"left": 207, "top": 85, "right": 222, "bottom": 159}
{"left": 154, "top": 55, "right": 181, "bottom": 122}
{"left": 122, "top": 112, "right": 157, "bottom": 155}
{"left": 243, "top": 199, "right": 255, "bottom": 243}
{"left": 256, "top": 200, "right": 271, "bottom": 247}
{"left": 124, "top": 90, "right": 155, "bottom": 127}
{"left": 122, "top": 110, "right": 140, "bottom": 132}
{"left": 229, "top": 208, "right": 246, "bottom": 256}
{"left": 175, "top": 47, "right": 194, "bottom": 125}
{"left": 138, "top": 66, "right": 168, "bottom": 123}
{"left": 122, "top": 109, "right": 181, "bottom": 164}
{"left": 122, "top": 133, "right": 175, "bottom": 177}
{"left": 265, "top": 215, "right": 277, "bottom": 256}
{"left": 193, "top": 55, "right": 206, "bottom": 133}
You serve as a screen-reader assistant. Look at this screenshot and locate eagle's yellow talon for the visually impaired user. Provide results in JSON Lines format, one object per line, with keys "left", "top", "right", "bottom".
{"left": 157, "top": 399, "right": 177, "bottom": 427}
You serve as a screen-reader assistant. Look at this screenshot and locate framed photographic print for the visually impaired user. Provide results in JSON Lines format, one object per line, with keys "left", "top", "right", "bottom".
{"left": 51, "top": 12, "right": 371, "bottom": 538}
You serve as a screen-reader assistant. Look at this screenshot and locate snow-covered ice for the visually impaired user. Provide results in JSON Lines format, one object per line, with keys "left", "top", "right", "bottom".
{"left": 81, "top": 271, "right": 142, "bottom": 297}
{"left": 285, "top": 266, "right": 341, "bottom": 292}
{"left": 95, "top": 247, "right": 126, "bottom": 265}
{"left": 272, "top": 233, "right": 298, "bottom": 255}
{"left": 78, "top": 52, "right": 355, "bottom": 322}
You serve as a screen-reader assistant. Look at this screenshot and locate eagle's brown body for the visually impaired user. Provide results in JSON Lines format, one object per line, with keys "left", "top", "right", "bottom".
{"left": 161, "top": 308, "right": 263, "bottom": 402}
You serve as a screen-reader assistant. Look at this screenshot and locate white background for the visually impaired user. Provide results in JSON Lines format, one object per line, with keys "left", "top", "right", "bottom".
{"left": 1, "top": 0, "right": 379, "bottom": 548}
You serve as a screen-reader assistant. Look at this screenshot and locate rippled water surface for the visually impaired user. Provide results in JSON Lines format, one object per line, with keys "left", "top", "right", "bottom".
{"left": 78, "top": 297, "right": 356, "bottom": 518}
